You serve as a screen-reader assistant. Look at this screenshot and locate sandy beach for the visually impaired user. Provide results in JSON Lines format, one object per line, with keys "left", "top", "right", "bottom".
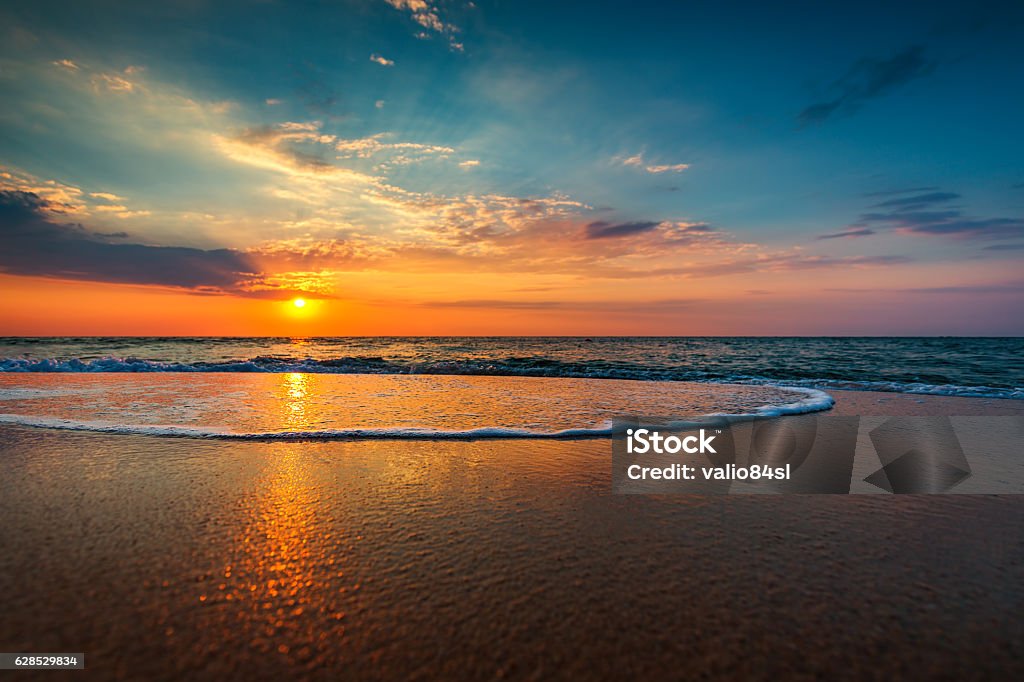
{"left": 3, "top": 0, "right": 1022, "bottom": 675}
{"left": 1, "top": 389, "right": 1022, "bottom": 679}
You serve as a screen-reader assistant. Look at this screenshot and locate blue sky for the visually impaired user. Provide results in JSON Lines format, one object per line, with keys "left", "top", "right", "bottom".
{"left": 1, "top": 0, "right": 1022, "bottom": 334}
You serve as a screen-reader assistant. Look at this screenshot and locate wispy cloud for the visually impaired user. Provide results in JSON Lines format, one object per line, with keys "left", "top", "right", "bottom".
{"left": 383, "top": 0, "right": 463, "bottom": 51}
{"left": 845, "top": 188, "right": 1024, "bottom": 240}
{"left": 799, "top": 45, "right": 937, "bottom": 125}
{"left": 334, "top": 132, "right": 454, "bottom": 160}
{"left": 871, "top": 191, "right": 959, "bottom": 210}
{"left": 370, "top": 54, "right": 395, "bottom": 67}
{"left": 817, "top": 228, "right": 876, "bottom": 240}
{"left": 619, "top": 153, "right": 689, "bottom": 174}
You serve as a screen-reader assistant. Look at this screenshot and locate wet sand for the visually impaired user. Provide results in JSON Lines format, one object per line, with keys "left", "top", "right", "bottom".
{"left": 1, "top": 390, "right": 1023, "bottom": 680}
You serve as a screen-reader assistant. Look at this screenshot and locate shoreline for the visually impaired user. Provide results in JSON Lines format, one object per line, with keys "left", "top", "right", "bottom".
{"left": 1, "top": 413, "right": 1022, "bottom": 679}
{"left": 824, "top": 387, "right": 1024, "bottom": 416}
{"left": 0, "top": 387, "right": 1021, "bottom": 442}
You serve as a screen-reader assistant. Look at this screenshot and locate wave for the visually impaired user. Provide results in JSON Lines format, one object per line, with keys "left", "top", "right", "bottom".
{"left": 0, "top": 387, "right": 834, "bottom": 440}
{"left": 0, "top": 414, "right": 615, "bottom": 440}
{"left": 1, "top": 354, "right": 1020, "bottom": 399}
{"left": 741, "top": 378, "right": 1024, "bottom": 401}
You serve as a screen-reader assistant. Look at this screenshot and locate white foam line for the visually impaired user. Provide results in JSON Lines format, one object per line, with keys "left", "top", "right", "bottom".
{"left": 0, "top": 385, "right": 834, "bottom": 440}
{"left": 0, "top": 414, "right": 615, "bottom": 440}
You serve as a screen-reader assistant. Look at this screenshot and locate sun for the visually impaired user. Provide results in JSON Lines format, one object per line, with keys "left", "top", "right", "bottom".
{"left": 292, "top": 298, "right": 306, "bottom": 308}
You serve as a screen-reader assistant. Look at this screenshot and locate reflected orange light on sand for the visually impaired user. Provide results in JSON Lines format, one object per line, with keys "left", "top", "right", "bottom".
{"left": 214, "top": 443, "right": 350, "bottom": 664}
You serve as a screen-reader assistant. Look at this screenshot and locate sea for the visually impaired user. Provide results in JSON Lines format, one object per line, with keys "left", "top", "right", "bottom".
{"left": 1, "top": 337, "right": 1021, "bottom": 398}
{"left": 0, "top": 337, "right": 1020, "bottom": 438}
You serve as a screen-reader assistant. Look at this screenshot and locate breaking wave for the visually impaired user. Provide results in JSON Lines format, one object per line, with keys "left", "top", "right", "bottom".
{"left": 0, "top": 355, "right": 1019, "bottom": 400}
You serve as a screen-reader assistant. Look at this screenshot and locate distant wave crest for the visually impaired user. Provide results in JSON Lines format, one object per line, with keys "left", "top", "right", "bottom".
{"left": 0, "top": 354, "right": 1020, "bottom": 400}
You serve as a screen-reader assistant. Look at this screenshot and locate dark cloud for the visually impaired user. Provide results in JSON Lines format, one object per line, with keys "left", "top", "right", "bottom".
{"left": 845, "top": 188, "right": 1024, "bottom": 240}
{"left": 584, "top": 220, "right": 660, "bottom": 239}
{"left": 799, "top": 46, "right": 937, "bottom": 125}
{"left": 0, "top": 190, "right": 293, "bottom": 296}
{"left": 859, "top": 211, "right": 1024, "bottom": 238}
{"left": 817, "top": 228, "right": 876, "bottom": 240}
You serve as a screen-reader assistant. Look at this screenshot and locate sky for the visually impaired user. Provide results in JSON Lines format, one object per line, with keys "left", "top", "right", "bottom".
{"left": 1, "top": 0, "right": 1022, "bottom": 335}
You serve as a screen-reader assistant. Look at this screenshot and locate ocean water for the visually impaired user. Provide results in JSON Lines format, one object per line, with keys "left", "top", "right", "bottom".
{"left": 0, "top": 374, "right": 831, "bottom": 439}
{"left": 1, "top": 336, "right": 1021, "bottom": 399}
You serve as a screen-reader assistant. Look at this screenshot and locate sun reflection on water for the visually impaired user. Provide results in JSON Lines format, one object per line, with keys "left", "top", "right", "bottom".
{"left": 283, "top": 372, "right": 309, "bottom": 430}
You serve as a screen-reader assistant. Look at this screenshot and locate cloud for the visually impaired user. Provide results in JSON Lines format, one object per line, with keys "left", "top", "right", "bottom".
{"left": 845, "top": 188, "right": 1024, "bottom": 240}
{"left": 799, "top": 45, "right": 937, "bottom": 125}
{"left": 52, "top": 59, "right": 79, "bottom": 71}
{"left": 458, "top": 159, "right": 480, "bottom": 169}
{"left": 871, "top": 191, "right": 959, "bottom": 210}
{"left": 375, "top": 100, "right": 385, "bottom": 109}
{"left": 334, "top": 132, "right": 453, "bottom": 158}
{"left": 619, "top": 153, "right": 689, "bottom": 174}
{"left": 645, "top": 163, "right": 691, "bottom": 174}
{"left": 370, "top": 54, "right": 395, "bottom": 67}
{"left": 0, "top": 190, "right": 310, "bottom": 297}
{"left": 265, "top": 98, "right": 283, "bottom": 105}
{"left": 817, "top": 227, "right": 876, "bottom": 240}
{"left": 90, "top": 69, "right": 140, "bottom": 93}
{"left": 584, "top": 220, "right": 660, "bottom": 239}
{"left": 215, "top": 122, "right": 383, "bottom": 187}
{"left": 383, "top": 0, "right": 462, "bottom": 51}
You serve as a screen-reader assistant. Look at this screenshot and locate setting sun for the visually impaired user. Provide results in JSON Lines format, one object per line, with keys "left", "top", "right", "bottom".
{"left": 292, "top": 298, "right": 306, "bottom": 308}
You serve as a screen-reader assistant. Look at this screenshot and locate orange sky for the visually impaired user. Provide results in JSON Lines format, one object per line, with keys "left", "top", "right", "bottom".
{"left": 3, "top": 268, "right": 1022, "bottom": 336}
